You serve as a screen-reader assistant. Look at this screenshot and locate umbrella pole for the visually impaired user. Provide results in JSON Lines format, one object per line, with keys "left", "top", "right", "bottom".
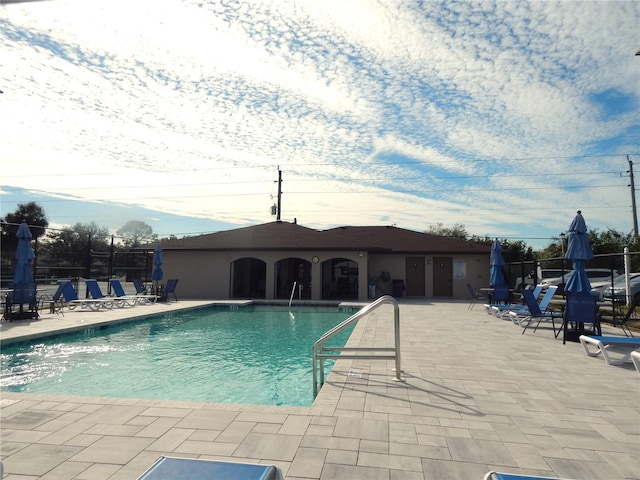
{"left": 33, "top": 236, "right": 38, "bottom": 285}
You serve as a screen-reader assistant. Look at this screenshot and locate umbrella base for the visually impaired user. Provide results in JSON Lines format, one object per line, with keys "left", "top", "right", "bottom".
{"left": 2, "top": 309, "right": 39, "bottom": 322}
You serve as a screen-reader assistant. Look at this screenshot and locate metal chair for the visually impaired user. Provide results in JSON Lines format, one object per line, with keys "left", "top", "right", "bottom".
{"left": 467, "top": 283, "right": 488, "bottom": 310}
{"left": 612, "top": 294, "right": 638, "bottom": 337}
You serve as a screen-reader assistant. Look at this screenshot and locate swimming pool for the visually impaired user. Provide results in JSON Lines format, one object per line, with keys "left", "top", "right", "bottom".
{"left": 0, "top": 305, "right": 356, "bottom": 407}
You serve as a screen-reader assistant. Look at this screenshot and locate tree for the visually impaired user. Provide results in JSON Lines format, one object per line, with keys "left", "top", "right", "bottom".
{"left": 1, "top": 202, "right": 49, "bottom": 266}
{"left": 1, "top": 202, "right": 48, "bottom": 238}
{"left": 41, "top": 222, "right": 110, "bottom": 266}
{"left": 117, "top": 220, "right": 156, "bottom": 248}
{"left": 426, "top": 223, "right": 468, "bottom": 239}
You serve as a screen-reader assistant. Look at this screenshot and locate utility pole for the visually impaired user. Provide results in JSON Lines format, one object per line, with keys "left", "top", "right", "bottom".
{"left": 276, "top": 167, "right": 282, "bottom": 221}
{"left": 628, "top": 156, "right": 638, "bottom": 237}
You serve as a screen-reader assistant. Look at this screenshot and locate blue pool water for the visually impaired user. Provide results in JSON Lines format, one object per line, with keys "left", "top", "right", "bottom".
{"left": 0, "top": 306, "right": 356, "bottom": 406}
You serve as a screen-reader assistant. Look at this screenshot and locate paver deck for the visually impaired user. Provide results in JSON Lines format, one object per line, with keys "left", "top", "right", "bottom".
{"left": 1, "top": 299, "right": 639, "bottom": 479}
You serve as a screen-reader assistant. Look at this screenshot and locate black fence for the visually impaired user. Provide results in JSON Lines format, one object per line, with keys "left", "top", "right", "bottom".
{"left": 1, "top": 237, "right": 154, "bottom": 291}
{"left": 505, "top": 250, "right": 640, "bottom": 297}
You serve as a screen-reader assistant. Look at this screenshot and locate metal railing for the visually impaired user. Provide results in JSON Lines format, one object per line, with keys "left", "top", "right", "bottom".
{"left": 312, "top": 295, "right": 402, "bottom": 397}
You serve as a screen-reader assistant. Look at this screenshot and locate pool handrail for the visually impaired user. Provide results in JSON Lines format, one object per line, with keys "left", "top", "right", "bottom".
{"left": 312, "top": 295, "right": 401, "bottom": 397}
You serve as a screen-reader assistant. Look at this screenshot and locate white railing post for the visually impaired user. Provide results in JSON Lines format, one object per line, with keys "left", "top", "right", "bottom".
{"left": 313, "top": 295, "right": 402, "bottom": 397}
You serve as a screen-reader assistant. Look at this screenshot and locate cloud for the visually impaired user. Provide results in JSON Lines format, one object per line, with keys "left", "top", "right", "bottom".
{"left": 1, "top": 0, "right": 638, "bottom": 247}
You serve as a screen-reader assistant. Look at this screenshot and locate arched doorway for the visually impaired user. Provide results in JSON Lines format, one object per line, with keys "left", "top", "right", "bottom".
{"left": 321, "top": 258, "right": 358, "bottom": 300}
{"left": 231, "top": 257, "right": 266, "bottom": 298}
{"left": 275, "top": 258, "right": 311, "bottom": 300}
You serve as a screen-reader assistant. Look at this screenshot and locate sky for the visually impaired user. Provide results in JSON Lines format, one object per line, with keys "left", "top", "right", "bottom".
{"left": 1, "top": 0, "right": 639, "bottom": 249}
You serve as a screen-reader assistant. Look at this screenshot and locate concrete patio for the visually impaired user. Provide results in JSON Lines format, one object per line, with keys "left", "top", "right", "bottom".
{"left": 1, "top": 299, "right": 638, "bottom": 479}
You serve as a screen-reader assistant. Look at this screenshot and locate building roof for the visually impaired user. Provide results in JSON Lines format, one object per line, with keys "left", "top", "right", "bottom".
{"left": 156, "top": 221, "right": 490, "bottom": 254}
{"left": 324, "top": 225, "right": 489, "bottom": 253}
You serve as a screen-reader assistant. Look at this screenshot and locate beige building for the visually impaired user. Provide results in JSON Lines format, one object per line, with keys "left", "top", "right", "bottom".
{"left": 154, "top": 221, "right": 491, "bottom": 301}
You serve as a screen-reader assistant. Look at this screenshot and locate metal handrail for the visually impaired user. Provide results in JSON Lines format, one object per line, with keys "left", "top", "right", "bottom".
{"left": 312, "top": 295, "right": 401, "bottom": 397}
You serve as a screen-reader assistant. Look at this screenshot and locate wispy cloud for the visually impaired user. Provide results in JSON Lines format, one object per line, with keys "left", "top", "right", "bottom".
{"left": 1, "top": 0, "right": 638, "bottom": 247}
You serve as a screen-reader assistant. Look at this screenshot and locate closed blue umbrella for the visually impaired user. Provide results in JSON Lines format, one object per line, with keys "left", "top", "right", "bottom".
{"left": 489, "top": 239, "right": 506, "bottom": 287}
{"left": 151, "top": 243, "right": 163, "bottom": 284}
{"left": 564, "top": 210, "right": 593, "bottom": 294}
{"left": 13, "top": 221, "right": 35, "bottom": 284}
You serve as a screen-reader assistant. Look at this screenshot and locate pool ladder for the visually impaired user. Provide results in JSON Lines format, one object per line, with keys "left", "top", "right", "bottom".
{"left": 312, "top": 295, "right": 402, "bottom": 397}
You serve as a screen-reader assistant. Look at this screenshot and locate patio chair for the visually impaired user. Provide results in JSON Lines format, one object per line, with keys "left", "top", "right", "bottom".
{"left": 489, "top": 284, "right": 510, "bottom": 305}
{"left": 137, "top": 456, "right": 277, "bottom": 480}
{"left": 62, "top": 281, "right": 114, "bottom": 311}
{"left": 86, "top": 279, "right": 135, "bottom": 308}
{"left": 3, "top": 282, "right": 38, "bottom": 321}
{"left": 511, "top": 288, "right": 563, "bottom": 335}
{"left": 38, "top": 281, "right": 68, "bottom": 316}
{"left": 467, "top": 283, "right": 488, "bottom": 310}
{"left": 159, "top": 279, "right": 179, "bottom": 302}
{"left": 579, "top": 335, "right": 640, "bottom": 365}
{"left": 110, "top": 279, "right": 157, "bottom": 304}
{"left": 558, "top": 293, "right": 600, "bottom": 344}
{"left": 610, "top": 294, "right": 638, "bottom": 337}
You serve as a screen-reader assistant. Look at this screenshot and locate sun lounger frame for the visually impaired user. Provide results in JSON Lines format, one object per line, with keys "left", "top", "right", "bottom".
{"left": 579, "top": 335, "right": 640, "bottom": 366}
{"left": 630, "top": 350, "right": 640, "bottom": 374}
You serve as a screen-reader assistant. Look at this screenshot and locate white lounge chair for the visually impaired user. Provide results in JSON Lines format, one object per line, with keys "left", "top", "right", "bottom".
{"left": 579, "top": 335, "right": 640, "bottom": 365}
{"left": 137, "top": 456, "right": 277, "bottom": 480}
{"left": 509, "top": 288, "right": 562, "bottom": 334}
{"left": 484, "top": 471, "right": 568, "bottom": 480}
{"left": 630, "top": 350, "right": 640, "bottom": 374}
{"left": 61, "top": 281, "right": 114, "bottom": 311}
{"left": 110, "top": 279, "right": 157, "bottom": 305}
{"left": 486, "top": 285, "right": 543, "bottom": 318}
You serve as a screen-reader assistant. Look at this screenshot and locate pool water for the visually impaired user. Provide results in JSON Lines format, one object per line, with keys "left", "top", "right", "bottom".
{"left": 0, "top": 306, "right": 356, "bottom": 406}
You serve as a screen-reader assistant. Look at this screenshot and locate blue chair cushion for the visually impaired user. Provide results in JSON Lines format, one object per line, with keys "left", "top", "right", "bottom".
{"left": 137, "top": 457, "right": 277, "bottom": 480}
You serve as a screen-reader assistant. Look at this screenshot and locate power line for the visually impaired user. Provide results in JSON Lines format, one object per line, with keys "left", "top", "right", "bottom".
{"left": 1, "top": 170, "right": 624, "bottom": 187}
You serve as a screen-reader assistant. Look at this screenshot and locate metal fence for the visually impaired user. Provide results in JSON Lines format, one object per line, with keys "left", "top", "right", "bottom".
{"left": 505, "top": 249, "right": 640, "bottom": 298}
{"left": 1, "top": 234, "right": 153, "bottom": 292}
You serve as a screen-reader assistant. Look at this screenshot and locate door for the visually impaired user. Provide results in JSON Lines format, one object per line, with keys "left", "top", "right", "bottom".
{"left": 405, "top": 257, "right": 425, "bottom": 296}
{"left": 433, "top": 256, "right": 453, "bottom": 297}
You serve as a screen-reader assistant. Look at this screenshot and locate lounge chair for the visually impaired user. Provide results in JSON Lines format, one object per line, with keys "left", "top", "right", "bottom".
{"left": 110, "top": 279, "right": 157, "bottom": 304}
{"left": 631, "top": 350, "right": 640, "bottom": 374}
{"left": 558, "top": 293, "right": 600, "bottom": 344}
{"left": 62, "top": 281, "right": 114, "bottom": 311}
{"left": 137, "top": 456, "right": 277, "bottom": 480}
{"left": 508, "top": 285, "right": 555, "bottom": 322}
{"left": 86, "top": 279, "right": 136, "bottom": 308}
{"left": 133, "top": 279, "right": 149, "bottom": 295}
{"left": 502, "top": 286, "right": 557, "bottom": 325}
{"left": 487, "top": 285, "right": 544, "bottom": 319}
{"left": 484, "top": 471, "right": 568, "bottom": 480}
{"left": 579, "top": 335, "right": 640, "bottom": 365}
{"left": 510, "top": 288, "right": 563, "bottom": 335}
{"left": 467, "top": 283, "right": 489, "bottom": 310}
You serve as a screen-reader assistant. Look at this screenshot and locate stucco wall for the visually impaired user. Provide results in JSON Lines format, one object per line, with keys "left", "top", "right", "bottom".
{"left": 163, "top": 250, "right": 370, "bottom": 300}
{"left": 162, "top": 250, "right": 490, "bottom": 301}
{"left": 368, "top": 254, "right": 490, "bottom": 298}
